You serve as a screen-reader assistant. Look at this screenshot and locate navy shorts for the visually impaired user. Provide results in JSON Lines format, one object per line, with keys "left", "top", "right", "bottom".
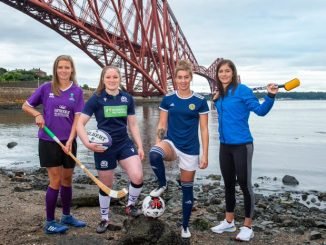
{"left": 94, "top": 139, "right": 138, "bottom": 170}
{"left": 39, "top": 139, "right": 77, "bottom": 169}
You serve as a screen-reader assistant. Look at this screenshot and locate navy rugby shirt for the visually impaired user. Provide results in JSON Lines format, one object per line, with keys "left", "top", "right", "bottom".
{"left": 82, "top": 90, "right": 135, "bottom": 145}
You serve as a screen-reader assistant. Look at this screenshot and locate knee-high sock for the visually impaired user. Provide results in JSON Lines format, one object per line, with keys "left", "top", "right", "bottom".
{"left": 149, "top": 146, "right": 166, "bottom": 187}
{"left": 46, "top": 186, "right": 59, "bottom": 221}
{"left": 181, "top": 181, "right": 194, "bottom": 230}
{"left": 99, "top": 189, "right": 111, "bottom": 221}
{"left": 127, "top": 182, "right": 143, "bottom": 206}
{"left": 60, "top": 185, "right": 72, "bottom": 215}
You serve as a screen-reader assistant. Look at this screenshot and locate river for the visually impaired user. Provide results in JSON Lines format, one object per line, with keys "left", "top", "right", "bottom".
{"left": 0, "top": 100, "right": 325, "bottom": 194}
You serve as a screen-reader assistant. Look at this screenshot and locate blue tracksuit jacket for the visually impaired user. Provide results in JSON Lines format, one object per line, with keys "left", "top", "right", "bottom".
{"left": 214, "top": 84, "right": 275, "bottom": 144}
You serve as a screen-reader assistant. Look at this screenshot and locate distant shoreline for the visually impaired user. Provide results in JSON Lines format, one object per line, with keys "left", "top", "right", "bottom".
{"left": 0, "top": 87, "right": 162, "bottom": 109}
{"left": 0, "top": 86, "right": 326, "bottom": 109}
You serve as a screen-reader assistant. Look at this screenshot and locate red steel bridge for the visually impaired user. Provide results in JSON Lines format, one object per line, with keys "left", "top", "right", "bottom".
{"left": 0, "top": 0, "right": 222, "bottom": 96}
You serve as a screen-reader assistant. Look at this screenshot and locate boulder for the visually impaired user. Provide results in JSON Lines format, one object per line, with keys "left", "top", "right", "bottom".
{"left": 282, "top": 175, "right": 299, "bottom": 186}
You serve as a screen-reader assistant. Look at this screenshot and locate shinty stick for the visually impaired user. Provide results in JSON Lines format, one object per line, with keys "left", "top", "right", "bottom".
{"left": 252, "top": 78, "right": 300, "bottom": 91}
{"left": 43, "top": 126, "right": 128, "bottom": 198}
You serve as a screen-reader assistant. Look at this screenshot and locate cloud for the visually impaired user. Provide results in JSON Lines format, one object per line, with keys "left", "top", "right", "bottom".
{"left": 0, "top": 1, "right": 325, "bottom": 91}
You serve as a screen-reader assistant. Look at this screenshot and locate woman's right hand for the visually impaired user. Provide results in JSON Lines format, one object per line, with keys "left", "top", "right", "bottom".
{"left": 86, "top": 142, "right": 106, "bottom": 153}
{"left": 35, "top": 115, "right": 45, "bottom": 128}
{"left": 212, "top": 90, "right": 220, "bottom": 102}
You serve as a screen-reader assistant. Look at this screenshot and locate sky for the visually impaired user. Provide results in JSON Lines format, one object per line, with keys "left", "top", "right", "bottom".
{"left": 0, "top": 0, "right": 325, "bottom": 92}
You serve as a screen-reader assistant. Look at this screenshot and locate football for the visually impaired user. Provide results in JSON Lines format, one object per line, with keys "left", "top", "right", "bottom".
{"left": 142, "top": 196, "right": 165, "bottom": 218}
{"left": 87, "top": 129, "right": 112, "bottom": 150}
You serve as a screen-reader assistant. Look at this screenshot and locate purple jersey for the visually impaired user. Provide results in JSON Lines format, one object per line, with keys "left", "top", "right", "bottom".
{"left": 27, "top": 82, "right": 84, "bottom": 141}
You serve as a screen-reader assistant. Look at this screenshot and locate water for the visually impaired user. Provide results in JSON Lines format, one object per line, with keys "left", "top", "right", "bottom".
{"left": 0, "top": 100, "right": 325, "bottom": 194}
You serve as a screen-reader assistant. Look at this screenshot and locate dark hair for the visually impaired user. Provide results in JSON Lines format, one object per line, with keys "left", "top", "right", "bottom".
{"left": 215, "top": 59, "right": 238, "bottom": 97}
{"left": 95, "top": 66, "right": 121, "bottom": 96}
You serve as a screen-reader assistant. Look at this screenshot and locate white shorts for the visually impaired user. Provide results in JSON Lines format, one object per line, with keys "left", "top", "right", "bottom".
{"left": 163, "top": 139, "right": 199, "bottom": 171}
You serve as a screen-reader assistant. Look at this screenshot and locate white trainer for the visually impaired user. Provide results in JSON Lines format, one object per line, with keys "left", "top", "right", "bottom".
{"left": 181, "top": 227, "right": 191, "bottom": 238}
{"left": 211, "top": 219, "right": 236, "bottom": 233}
{"left": 150, "top": 185, "right": 167, "bottom": 197}
{"left": 236, "top": 226, "right": 254, "bottom": 241}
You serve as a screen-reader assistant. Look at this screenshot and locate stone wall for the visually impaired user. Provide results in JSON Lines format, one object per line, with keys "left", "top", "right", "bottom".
{"left": 0, "top": 87, "right": 160, "bottom": 109}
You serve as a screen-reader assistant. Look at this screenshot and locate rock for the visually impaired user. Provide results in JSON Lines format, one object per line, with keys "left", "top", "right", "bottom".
{"left": 120, "top": 216, "right": 182, "bottom": 244}
{"left": 206, "top": 174, "right": 221, "bottom": 181}
{"left": 7, "top": 142, "right": 18, "bottom": 149}
{"left": 282, "top": 175, "right": 299, "bottom": 186}
{"left": 192, "top": 218, "right": 211, "bottom": 231}
{"left": 302, "top": 193, "right": 308, "bottom": 201}
{"left": 309, "top": 231, "right": 322, "bottom": 240}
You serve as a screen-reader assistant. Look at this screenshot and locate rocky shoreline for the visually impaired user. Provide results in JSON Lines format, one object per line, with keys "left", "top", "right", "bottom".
{"left": 0, "top": 167, "right": 325, "bottom": 245}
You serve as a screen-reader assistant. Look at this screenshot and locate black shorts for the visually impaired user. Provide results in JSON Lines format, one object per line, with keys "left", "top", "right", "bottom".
{"left": 38, "top": 139, "right": 77, "bottom": 169}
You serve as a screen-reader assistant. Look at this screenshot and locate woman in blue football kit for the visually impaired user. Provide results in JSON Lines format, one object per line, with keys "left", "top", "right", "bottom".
{"left": 76, "top": 66, "right": 144, "bottom": 234}
{"left": 210, "top": 59, "right": 279, "bottom": 242}
{"left": 149, "top": 60, "right": 209, "bottom": 238}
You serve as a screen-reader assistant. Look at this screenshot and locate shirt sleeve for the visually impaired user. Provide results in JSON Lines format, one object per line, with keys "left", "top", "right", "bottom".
{"left": 159, "top": 96, "right": 169, "bottom": 111}
{"left": 127, "top": 94, "right": 135, "bottom": 115}
{"left": 242, "top": 85, "right": 274, "bottom": 116}
{"left": 82, "top": 93, "right": 97, "bottom": 117}
{"left": 199, "top": 98, "right": 210, "bottom": 114}
{"left": 26, "top": 84, "right": 45, "bottom": 107}
{"left": 74, "top": 88, "right": 85, "bottom": 114}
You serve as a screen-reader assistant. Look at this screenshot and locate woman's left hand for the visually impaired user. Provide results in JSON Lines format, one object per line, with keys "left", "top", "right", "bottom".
{"left": 267, "top": 83, "right": 279, "bottom": 94}
{"left": 199, "top": 155, "right": 208, "bottom": 169}
{"left": 138, "top": 147, "right": 145, "bottom": 161}
{"left": 63, "top": 139, "right": 73, "bottom": 154}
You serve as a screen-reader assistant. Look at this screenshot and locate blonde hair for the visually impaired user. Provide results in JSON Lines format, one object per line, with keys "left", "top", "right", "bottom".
{"left": 95, "top": 66, "right": 121, "bottom": 95}
{"left": 174, "top": 60, "right": 193, "bottom": 79}
{"left": 51, "top": 55, "right": 77, "bottom": 96}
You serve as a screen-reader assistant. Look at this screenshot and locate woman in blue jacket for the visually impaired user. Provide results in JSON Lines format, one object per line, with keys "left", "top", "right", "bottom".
{"left": 210, "top": 59, "right": 279, "bottom": 241}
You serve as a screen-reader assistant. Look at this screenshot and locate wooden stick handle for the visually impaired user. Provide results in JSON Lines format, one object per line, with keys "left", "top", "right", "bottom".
{"left": 43, "top": 126, "right": 128, "bottom": 198}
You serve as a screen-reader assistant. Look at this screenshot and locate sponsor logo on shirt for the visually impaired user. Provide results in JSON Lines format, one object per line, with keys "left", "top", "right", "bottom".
{"left": 131, "top": 147, "right": 135, "bottom": 152}
{"left": 100, "top": 160, "right": 109, "bottom": 168}
{"left": 54, "top": 105, "right": 70, "bottom": 118}
{"left": 104, "top": 97, "right": 107, "bottom": 102}
{"left": 189, "top": 104, "right": 195, "bottom": 110}
{"left": 69, "top": 93, "right": 75, "bottom": 101}
{"left": 169, "top": 103, "right": 175, "bottom": 107}
{"left": 104, "top": 105, "right": 127, "bottom": 118}
{"left": 49, "top": 93, "right": 54, "bottom": 98}
{"left": 121, "top": 96, "right": 128, "bottom": 103}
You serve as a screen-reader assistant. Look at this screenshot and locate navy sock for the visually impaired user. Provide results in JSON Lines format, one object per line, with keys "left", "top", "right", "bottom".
{"left": 181, "top": 181, "right": 194, "bottom": 230}
{"left": 149, "top": 146, "right": 166, "bottom": 187}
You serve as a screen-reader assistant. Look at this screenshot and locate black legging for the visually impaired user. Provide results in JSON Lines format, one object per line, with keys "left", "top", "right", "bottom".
{"left": 219, "top": 143, "right": 254, "bottom": 218}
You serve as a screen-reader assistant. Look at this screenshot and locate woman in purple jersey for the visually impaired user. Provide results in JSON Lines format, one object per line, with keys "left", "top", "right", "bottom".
{"left": 149, "top": 60, "right": 209, "bottom": 238}
{"left": 22, "top": 55, "right": 86, "bottom": 234}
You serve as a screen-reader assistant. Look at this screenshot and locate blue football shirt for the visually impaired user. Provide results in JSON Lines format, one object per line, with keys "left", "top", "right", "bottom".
{"left": 159, "top": 91, "right": 209, "bottom": 155}
{"left": 82, "top": 90, "right": 135, "bottom": 145}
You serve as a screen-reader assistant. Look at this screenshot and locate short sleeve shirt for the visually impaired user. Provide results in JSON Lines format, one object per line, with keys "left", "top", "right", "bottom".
{"left": 27, "top": 82, "right": 84, "bottom": 141}
{"left": 159, "top": 91, "right": 209, "bottom": 155}
{"left": 82, "top": 90, "right": 135, "bottom": 145}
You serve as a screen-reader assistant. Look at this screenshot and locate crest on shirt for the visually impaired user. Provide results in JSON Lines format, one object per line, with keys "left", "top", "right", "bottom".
{"left": 121, "top": 96, "right": 128, "bottom": 103}
{"left": 69, "top": 93, "right": 75, "bottom": 101}
{"left": 100, "top": 160, "right": 109, "bottom": 168}
{"left": 189, "top": 104, "right": 195, "bottom": 110}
